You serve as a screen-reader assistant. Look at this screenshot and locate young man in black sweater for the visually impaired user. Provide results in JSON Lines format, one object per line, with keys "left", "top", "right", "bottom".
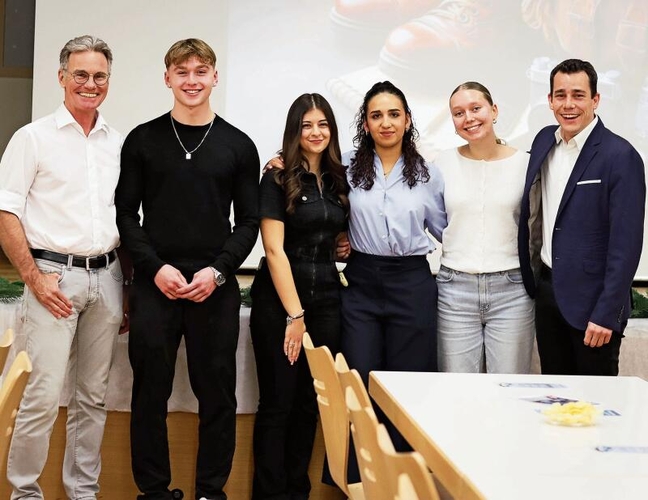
{"left": 115, "top": 38, "right": 259, "bottom": 500}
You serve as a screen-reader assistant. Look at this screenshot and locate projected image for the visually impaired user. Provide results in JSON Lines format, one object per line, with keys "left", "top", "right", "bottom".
{"left": 223, "top": 0, "right": 647, "bottom": 269}
{"left": 227, "top": 0, "right": 648, "bottom": 160}
{"left": 520, "top": 0, "right": 648, "bottom": 152}
{"left": 326, "top": 0, "right": 541, "bottom": 156}
{"left": 327, "top": 0, "right": 648, "bottom": 156}
{"left": 24, "top": 0, "right": 648, "bottom": 274}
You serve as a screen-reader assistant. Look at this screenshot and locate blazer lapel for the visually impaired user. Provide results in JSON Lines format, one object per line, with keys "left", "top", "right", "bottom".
{"left": 527, "top": 131, "right": 556, "bottom": 186}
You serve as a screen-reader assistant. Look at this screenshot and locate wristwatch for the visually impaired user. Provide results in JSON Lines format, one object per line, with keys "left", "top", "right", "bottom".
{"left": 209, "top": 267, "right": 226, "bottom": 286}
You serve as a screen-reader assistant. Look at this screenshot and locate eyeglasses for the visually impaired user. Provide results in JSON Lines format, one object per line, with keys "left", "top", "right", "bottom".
{"left": 65, "top": 70, "right": 110, "bottom": 86}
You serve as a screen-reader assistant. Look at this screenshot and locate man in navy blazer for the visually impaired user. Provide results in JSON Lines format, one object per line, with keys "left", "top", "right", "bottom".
{"left": 518, "top": 59, "right": 646, "bottom": 376}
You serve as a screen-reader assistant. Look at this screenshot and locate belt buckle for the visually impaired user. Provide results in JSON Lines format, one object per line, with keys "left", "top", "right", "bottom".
{"left": 84, "top": 252, "right": 111, "bottom": 270}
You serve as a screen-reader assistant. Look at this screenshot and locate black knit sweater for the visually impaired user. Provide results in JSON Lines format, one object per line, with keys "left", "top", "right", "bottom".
{"left": 115, "top": 112, "right": 259, "bottom": 280}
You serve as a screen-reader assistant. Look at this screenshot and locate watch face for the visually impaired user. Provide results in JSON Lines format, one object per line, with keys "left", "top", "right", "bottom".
{"left": 215, "top": 273, "right": 226, "bottom": 286}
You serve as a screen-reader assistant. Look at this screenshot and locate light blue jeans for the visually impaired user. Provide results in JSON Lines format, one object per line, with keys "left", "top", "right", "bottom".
{"left": 7, "top": 257, "right": 122, "bottom": 500}
{"left": 436, "top": 265, "right": 535, "bottom": 373}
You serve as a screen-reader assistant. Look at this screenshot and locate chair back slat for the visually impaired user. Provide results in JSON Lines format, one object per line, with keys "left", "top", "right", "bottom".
{"left": 0, "top": 328, "right": 15, "bottom": 374}
{"left": 377, "top": 424, "right": 441, "bottom": 500}
{"left": 303, "top": 332, "right": 363, "bottom": 498}
{"left": 0, "top": 351, "right": 32, "bottom": 473}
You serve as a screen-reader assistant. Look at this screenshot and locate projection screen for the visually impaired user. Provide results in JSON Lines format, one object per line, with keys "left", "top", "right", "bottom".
{"left": 32, "top": 0, "right": 648, "bottom": 277}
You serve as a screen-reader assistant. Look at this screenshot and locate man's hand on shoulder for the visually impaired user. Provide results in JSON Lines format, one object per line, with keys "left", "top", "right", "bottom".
{"left": 262, "top": 156, "right": 285, "bottom": 174}
{"left": 175, "top": 267, "right": 216, "bottom": 303}
{"left": 584, "top": 321, "right": 613, "bottom": 348}
{"left": 154, "top": 264, "right": 188, "bottom": 300}
{"left": 29, "top": 271, "right": 73, "bottom": 319}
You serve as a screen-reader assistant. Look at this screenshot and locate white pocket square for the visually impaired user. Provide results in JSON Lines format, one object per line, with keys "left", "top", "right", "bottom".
{"left": 577, "top": 179, "right": 602, "bottom": 185}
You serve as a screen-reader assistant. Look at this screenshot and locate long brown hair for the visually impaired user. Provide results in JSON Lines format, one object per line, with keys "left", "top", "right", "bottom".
{"left": 275, "top": 93, "right": 348, "bottom": 214}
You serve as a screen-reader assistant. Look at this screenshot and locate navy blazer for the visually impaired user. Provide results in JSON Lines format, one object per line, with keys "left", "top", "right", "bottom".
{"left": 518, "top": 119, "right": 646, "bottom": 332}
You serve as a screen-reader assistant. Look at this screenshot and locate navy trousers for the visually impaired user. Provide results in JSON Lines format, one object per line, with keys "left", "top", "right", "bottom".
{"left": 535, "top": 264, "right": 623, "bottom": 376}
{"left": 340, "top": 252, "right": 438, "bottom": 482}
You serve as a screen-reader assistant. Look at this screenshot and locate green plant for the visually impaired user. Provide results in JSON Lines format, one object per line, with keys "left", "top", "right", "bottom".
{"left": 0, "top": 277, "right": 24, "bottom": 301}
{"left": 240, "top": 286, "right": 252, "bottom": 307}
{"left": 631, "top": 288, "right": 648, "bottom": 319}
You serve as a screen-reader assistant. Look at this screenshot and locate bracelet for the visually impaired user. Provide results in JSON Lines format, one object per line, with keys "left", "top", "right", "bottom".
{"left": 286, "top": 309, "right": 305, "bottom": 325}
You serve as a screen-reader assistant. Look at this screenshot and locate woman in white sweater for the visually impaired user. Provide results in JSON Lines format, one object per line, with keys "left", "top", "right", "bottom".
{"left": 435, "top": 81, "right": 534, "bottom": 373}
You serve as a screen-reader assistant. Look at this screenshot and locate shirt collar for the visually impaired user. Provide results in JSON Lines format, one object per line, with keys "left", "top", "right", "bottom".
{"left": 554, "top": 115, "right": 598, "bottom": 150}
{"left": 54, "top": 103, "right": 109, "bottom": 134}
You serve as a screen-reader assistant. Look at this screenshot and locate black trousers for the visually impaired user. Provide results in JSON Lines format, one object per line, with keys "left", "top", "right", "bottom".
{"left": 535, "top": 265, "right": 623, "bottom": 376}
{"left": 250, "top": 263, "right": 341, "bottom": 500}
{"left": 129, "top": 276, "right": 241, "bottom": 500}
{"left": 340, "top": 252, "right": 438, "bottom": 482}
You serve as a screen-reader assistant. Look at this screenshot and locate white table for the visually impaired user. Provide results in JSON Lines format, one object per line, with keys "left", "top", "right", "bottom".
{"left": 369, "top": 371, "right": 648, "bottom": 500}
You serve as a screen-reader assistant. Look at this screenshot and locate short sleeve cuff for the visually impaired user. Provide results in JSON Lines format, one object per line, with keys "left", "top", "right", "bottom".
{"left": 0, "top": 190, "right": 26, "bottom": 218}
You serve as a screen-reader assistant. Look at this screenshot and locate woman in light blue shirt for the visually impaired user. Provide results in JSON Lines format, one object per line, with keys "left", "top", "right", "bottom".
{"left": 339, "top": 81, "right": 445, "bottom": 480}
{"left": 341, "top": 80, "right": 445, "bottom": 390}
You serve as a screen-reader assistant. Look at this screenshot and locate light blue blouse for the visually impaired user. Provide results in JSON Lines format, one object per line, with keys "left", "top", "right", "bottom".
{"left": 343, "top": 151, "right": 446, "bottom": 257}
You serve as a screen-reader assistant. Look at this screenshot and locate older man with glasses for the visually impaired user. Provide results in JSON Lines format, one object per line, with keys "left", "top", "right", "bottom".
{"left": 0, "top": 35, "right": 125, "bottom": 500}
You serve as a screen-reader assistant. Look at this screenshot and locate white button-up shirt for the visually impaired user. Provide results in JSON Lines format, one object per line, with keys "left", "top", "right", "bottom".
{"left": 0, "top": 104, "right": 122, "bottom": 255}
{"left": 540, "top": 116, "right": 598, "bottom": 267}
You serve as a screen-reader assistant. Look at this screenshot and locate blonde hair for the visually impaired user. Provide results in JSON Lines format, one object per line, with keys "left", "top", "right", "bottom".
{"left": 164, "top": 38, "right": 216, "bottom": 68}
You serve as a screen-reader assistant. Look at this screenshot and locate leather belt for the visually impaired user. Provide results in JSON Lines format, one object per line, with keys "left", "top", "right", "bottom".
{"left": 30, "top": 249, "right": 117, "bottom": 269}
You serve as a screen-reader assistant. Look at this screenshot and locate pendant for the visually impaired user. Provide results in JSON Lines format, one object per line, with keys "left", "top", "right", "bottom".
{"left": 186, "top": 153, "right": 192, "bottom": 160}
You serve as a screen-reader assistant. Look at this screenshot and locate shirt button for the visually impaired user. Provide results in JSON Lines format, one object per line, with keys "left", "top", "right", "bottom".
{"left": 382, "top": 235, "right": 387, "bottom": 239}
{"left": 301, "top": 196, "right": 307, "bottom": 201}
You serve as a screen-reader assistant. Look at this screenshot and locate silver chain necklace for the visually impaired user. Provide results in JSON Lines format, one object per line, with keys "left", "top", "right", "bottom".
{"left": 170, "top": 112, "right": 216, "bottom": 160}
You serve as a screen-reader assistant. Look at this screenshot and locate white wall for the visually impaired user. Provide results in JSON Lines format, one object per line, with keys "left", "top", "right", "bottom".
{"left": 32, "top": 1, "right": 648, "bottom": 277}
{"left": 32, "top": 1, "right": 229, "bottom": 133}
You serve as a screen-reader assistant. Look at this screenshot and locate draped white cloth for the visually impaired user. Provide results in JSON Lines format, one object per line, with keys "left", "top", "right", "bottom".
{"left": 0, "top": 302, "right": 260, "bottom": 413}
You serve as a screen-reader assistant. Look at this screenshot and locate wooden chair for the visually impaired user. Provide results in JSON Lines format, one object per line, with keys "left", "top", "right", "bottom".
{"left": 0, "top": 351, "right": 32, "bottom": 473}
{"left": 334, "top": 353, "right": 371, "bottom": 409}
{"left": 302, "top": 332, "right": 364, "bottom": 500}
{"left": 0, "top": 328, "right": 14, "bottom": 374}
{"left": 344, "top": 384, "right": 393, "bottom": 500}
{"left": 376, "top": 425, "right": 441, "bottom": 500}
{"left": 338, "top": 361, "right": 442, "bottom": 500}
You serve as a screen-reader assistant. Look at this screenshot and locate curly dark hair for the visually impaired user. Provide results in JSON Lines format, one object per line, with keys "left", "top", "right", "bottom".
{"left": 274, "top": 93, "right": 348, "bottom": 214}
{"left": 349, "top": 81, "right": 429, "bottom": 190}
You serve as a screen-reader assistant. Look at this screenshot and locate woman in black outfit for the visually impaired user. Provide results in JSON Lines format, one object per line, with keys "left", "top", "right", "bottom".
{"left": 250, "top": 93, "right": 348, "bottom": 500}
